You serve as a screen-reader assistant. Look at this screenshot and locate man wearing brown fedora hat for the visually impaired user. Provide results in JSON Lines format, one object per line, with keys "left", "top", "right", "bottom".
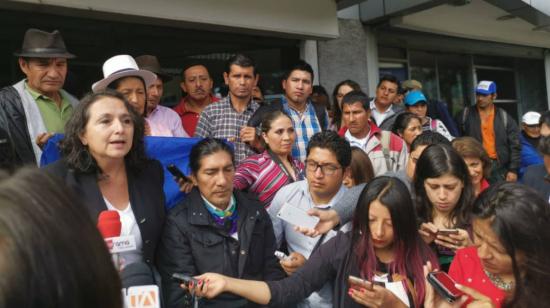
{"left": 0, "top": 28, "right": 78, "bottom": 166}
{"left": 135, "top": 55, "right": 188, "bottom": 137}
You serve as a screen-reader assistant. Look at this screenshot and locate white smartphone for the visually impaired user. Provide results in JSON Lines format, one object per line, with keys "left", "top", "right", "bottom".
{"left": 276, "top": 202, "right": 320, "bottom": 229}
{"left": 274, "top": 250, "right": 289, "bottom": 260}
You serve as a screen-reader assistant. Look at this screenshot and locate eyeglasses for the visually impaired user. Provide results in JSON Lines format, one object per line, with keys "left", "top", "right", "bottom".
{"left": 525, "top": 124, "right": 541, "bottom": 129}
{"left": 305, "top": 160, "right": 341, "bottom": 176}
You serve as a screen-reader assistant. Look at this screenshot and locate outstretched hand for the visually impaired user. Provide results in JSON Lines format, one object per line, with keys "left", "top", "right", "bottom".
{"left": 294, "top": 208, "right": 340, "bottom": 238}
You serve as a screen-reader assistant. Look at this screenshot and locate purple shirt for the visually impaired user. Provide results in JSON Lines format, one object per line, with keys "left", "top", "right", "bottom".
{"left": 147, "top": 105, "right": 188, "bottom": 137}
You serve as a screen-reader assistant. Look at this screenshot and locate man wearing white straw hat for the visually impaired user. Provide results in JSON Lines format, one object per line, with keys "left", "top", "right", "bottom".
{"left": 0, "top": 28, "right": 78, "bottom": 167}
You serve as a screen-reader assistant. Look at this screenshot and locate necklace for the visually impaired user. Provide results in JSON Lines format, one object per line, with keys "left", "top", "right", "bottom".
{"left": 484, "top": 269, "right": 514, "bottom": 291}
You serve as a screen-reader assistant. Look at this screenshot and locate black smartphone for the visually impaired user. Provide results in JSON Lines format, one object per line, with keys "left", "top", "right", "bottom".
{"left": 427, "top": 271, "right": 463, "bottom": 302}
{"left": 172, "top": 273, "right": 198, "bottom": 287}
{"left": 167, "top": 164, "right": 190, "bottom": 182}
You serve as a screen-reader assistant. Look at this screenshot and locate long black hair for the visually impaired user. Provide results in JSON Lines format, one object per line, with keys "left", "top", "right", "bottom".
{"left": 473, "top": 182, "right": 550, "bottom": 307}
{"left": 352, "top": 176, "right": 437, "bottom": 306}
{"left": 0, "top": 168, "right": 121, "bottom": 308}
{"left": 60, "top": 90, "right": 148, "bottom": 174}
{"left": 414, "top": 144, "right": 474, "bottom": 228}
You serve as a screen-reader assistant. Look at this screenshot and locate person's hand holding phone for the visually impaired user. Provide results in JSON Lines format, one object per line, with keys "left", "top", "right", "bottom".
{"left": 435, "top": 228, "right": 471, "bottom": 251}
{"left": 348, "top": 282, "right": 406, "bottom": 308}
{"left": 419, "top": 222, "right": 438, "bottom": 244}
{"left": 192, "top": 273, "right": 229, "bottom": 299}
{"left": 280, "top": 252, "right": 306, "bottom": 276}
{"left": 423, "top": 261, "right": 468, "bottom": 308}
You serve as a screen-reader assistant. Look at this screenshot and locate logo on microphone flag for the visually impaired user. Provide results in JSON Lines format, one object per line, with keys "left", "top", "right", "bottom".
{"left": 125, "top": 285, "right": 160, "bottom": 308}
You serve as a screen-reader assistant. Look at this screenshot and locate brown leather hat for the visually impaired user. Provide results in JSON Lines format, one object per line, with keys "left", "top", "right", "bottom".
{"left": 135, "top": 55, "right": 172, "bottom": 82}
{"left": 14, "top": 28, "right": 75, "bottom": 58}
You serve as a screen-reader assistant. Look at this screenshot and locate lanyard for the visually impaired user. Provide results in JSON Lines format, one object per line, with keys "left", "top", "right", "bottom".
{"left": 267, "top": 150, "right": 297, "bottom": 183}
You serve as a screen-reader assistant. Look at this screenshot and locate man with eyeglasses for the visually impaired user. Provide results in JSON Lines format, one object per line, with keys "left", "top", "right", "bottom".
{"left": 519, "top": 111, "right": 543, "bottom": 179}
{"left": 267, "top": 131, "right": 351, "bottom": 308}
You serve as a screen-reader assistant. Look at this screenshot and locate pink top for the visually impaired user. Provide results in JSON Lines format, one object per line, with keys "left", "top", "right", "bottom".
{"left": 234, "top": 151, "right": 303, "bottom": 209}
{"left": 449, "top": 247, "right": 507, "bottom": 308}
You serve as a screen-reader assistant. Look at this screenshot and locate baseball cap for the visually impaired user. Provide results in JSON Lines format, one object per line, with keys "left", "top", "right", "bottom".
{"left": 404, "top": 90, "right": 428, "bottom": 106}
{"left": 402, "top": 79, "right": 423, "bottom": 91}
{"left": 522, "top": 111, "right": 541, "bottom": 125}
{"left": 476, "top": 81, "right": 497, "bottom": 95}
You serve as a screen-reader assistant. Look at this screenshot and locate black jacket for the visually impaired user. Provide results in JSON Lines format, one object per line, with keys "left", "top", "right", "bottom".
{"left": 0, "top": 86, "right": 35, "bottom": 166}
{"left": 523, "top": 164, "right": 550, "bottom": 202}
{"left": 457, "top": 106, "right": 521, "bottom": 173}
{"left": 157, "top": 188, "right": 285, "bottom": 308}
{"left": 43, "top": 159, "right": 166, "bottom": 265}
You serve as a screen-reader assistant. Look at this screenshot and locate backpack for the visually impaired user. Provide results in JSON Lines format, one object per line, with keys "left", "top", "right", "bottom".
{"left": 247, "top": 97, "right": 327, "bottom": 131}
{"left": 427, "top": 99, "right": 460, "bottom": 137}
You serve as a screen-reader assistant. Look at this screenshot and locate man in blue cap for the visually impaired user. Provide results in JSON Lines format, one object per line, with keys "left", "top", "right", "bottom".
{"left": 457, "top": 81, "right": 521, "bottom": 183}
{"left": 404, "top": 90, "right": 453, "bottom": 141}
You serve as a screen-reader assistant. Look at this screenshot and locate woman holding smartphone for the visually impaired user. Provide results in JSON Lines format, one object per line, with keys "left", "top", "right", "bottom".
{"left": 424, "top": 182, "right": 550, "bottom": 308}
{"left": 185, "top": 177, "right": 438, "bottom": 308}
{"left": 234, "top": 110, "right": 304, "bottom": 208}
{"left": 415, "top": 144, "right": 475, "bottom": 272}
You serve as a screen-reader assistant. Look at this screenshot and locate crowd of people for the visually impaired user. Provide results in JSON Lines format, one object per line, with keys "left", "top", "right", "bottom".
{"left": 1, "top": 28, "right": 550, "bottom": 308}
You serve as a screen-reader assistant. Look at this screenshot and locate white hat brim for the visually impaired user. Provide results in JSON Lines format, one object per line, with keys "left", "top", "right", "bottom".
{"left": 91, "top": 69, "right": 157, "bottom": 93}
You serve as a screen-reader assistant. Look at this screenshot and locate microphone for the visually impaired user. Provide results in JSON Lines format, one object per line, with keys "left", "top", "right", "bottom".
{"left": 97, "top": 210, "right": 136, "bottom": 270}
{"left": 121, "top": 262, "right": 160, "bottom": 308}
{"left": 98, "top": 210, "right": 122, "bottom": 238}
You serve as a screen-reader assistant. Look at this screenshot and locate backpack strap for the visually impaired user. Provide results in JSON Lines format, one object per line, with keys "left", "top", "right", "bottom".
{"left": 498, "top": 108, "right": 508, "bottom": 130}
{"left": 380, "top": 130, "right": 392, "bottom": 171}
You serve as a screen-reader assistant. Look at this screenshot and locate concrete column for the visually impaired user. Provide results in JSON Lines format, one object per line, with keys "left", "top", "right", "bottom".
{"left": 317, "top": 18, "right": 369, "bottom": 98}
{"left": 300, "top": 40, "right": 320, "bottom": 85}
{"left": 364, "top": 25, "right": 379, "bottom": 97}
{"left": 545, "top": 49, "right": 550, "bottom": 110}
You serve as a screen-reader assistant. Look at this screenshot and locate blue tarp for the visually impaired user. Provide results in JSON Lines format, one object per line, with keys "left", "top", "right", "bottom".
{"left": 41, "top": 134, "right": 203, "bottom": 210}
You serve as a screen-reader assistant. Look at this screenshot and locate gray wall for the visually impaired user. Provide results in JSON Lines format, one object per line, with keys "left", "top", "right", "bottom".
{"left": 317, "top": 18, "right": 370, "bottom": 102}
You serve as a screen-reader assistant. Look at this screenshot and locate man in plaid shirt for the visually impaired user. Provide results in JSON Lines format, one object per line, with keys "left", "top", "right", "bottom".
{"left": 194, "top": 54, "right": 261, "bottom": 163}
{"left": 281, "top": 61, "right": 328, "bottom": 162}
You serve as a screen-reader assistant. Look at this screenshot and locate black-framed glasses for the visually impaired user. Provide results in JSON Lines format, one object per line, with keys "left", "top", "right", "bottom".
{"left": 526, "top": 124, "right": 541, "bottom": 129}
{"left": 304, "top": 159, "right": 341, "bottom": 176}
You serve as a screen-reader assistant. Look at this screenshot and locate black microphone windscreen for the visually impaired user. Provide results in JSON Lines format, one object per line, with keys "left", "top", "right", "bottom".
{"left": 120, "top": 261, "right": 155, "bottom": 288}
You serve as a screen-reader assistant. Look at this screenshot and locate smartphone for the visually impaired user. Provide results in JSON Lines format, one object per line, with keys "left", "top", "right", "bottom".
{"left": 348, "top": 275, "right": 375, "bottom": 290}
{"left": 274, "top": 250, "right": 289, "bottom": 261}
{"left": 167, "top": 164, "right": 190, "bottom": 182}
{"left": 437, "top": 228, "right": 459, "bottom": 236}
{"left": 276, "top": 203, "right": 320, "bottom": 229}
{"left": 172, "top": 273, "right": 198, "bottom": 287}
{"left": 427, "top": 271, "right": 463, "bottom": 302}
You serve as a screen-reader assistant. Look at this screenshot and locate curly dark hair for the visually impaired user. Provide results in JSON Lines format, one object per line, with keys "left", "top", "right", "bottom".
{"left": 60, "top": 90, "right": 148, "bottom": 174}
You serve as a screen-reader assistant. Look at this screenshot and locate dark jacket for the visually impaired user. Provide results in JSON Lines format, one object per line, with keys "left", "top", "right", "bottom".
{"left": 457, "top": 106, "right": 521, "bottom": 173}
{"left": 0, "top": 86, "right": 35, "bottom": 166}
{"left": 267, "top": 231, "right": 421, "bottom": 308}
{"left": 43, "top": 159, "right": 166, "bottom": 265}
{"left": 157, "top": 188, "right": 285, "bottom": 308}
{"left": 523, "top": 164, "right": 550, "bottom": 202}
{"left": 373, "top": 103, "right": 405, "bottom": 131}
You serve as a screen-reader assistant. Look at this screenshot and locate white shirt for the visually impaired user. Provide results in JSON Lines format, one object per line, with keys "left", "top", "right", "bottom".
{"left": 370, "top": 99, "right": 394, "bottom": 127}
{"left": 104, "top": 198, "right": 144, "bottom": 266}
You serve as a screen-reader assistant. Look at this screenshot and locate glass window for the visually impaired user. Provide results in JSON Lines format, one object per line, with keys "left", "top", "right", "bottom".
{"left": 438, "top": 54, "right": 472, "bottom": 116}
{"left": 378, "top": 46, "right": 406, "bottom": 60}
{"left": 379, "top": 62, "right": 408, "bottom": 82}
{"left": 409, "top": 50, "right": 438, "bottom": 100}
{"left": 516, "top": 58, "right": 547, "bottom": 115}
